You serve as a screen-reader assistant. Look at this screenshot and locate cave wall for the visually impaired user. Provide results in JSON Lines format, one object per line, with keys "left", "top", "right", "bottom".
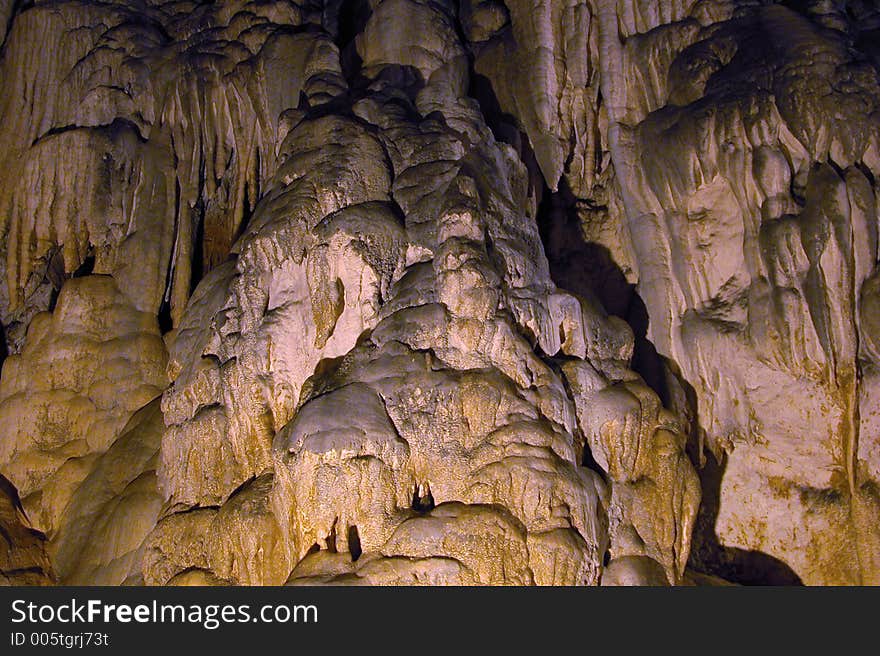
{"left": 0, "top": 0, "right": 878, "bottom": 585}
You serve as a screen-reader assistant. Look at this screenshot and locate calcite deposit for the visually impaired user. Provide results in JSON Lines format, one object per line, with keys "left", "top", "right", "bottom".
{"left": 0, "top": 0, "right": 878, "bottom": 586}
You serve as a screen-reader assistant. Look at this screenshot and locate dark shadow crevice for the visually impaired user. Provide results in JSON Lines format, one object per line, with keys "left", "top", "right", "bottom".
{"left": 532, "top": 173, "right": 803, "bottom": 586}
{"left": 687, "top": 449, "right": 804, "bottom": 585}
{"left": 328, "top": 0, "right": 371, "bottom": 86}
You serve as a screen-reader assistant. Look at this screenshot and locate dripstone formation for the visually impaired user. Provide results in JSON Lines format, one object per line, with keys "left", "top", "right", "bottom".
{"left": 1, "top": 0, "right": 879, "bottom": 586}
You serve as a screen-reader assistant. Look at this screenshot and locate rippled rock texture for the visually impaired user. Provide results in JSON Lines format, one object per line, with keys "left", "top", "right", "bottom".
{"left": 0, "top": 0, "right": 878, "bottom": 586}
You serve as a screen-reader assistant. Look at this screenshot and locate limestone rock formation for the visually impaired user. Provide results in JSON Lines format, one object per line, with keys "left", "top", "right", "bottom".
{"left": 0, "top": 276, "right": 167, "bottom": 541}
{"left": 0, "top": 476, "right": 53, "bottom": 585}
{"left": 0, "top": 0, "right": 878, "bottom": 586}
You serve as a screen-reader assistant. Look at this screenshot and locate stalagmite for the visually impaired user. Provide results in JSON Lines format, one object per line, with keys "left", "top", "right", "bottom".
{"left": 1, "top": 0, "right": 878, "bottom": 586}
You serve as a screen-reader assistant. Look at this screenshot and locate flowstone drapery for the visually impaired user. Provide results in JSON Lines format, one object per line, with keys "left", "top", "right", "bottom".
{"left": 1, "top": 0, "right": 878, "bottom": 586}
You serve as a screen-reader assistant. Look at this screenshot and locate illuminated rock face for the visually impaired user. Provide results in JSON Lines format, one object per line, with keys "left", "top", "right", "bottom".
{"left": 0, "top": 0, "right": 877, "bottom": 586}
{"left": 590, "top": 2, "right": 880, "bottom": 586}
